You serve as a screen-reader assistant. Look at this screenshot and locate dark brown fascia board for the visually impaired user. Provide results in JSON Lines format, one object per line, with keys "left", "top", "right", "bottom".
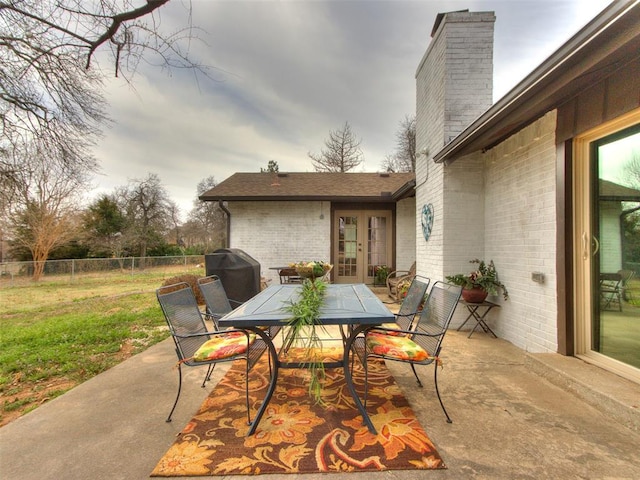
{"left": 392, "top": 179, "right": 416, "bottom": 200}
{"left": 432, "top": 0, "right": 640, "bottom": 163}
{"left": 199, "top": 195, "right": 397, "bottom": 202}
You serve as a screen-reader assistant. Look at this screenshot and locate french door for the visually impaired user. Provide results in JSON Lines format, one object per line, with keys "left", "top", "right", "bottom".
{"left": 573, "top": 109, "right": 640, "bottom": 382}
{"left": 333, "top": 210, "right": 392, "bottom": 284}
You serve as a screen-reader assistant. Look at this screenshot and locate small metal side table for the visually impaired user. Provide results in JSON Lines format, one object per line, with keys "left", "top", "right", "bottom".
{"left": 456, "top": 300, "right": 500, "bottom": 338}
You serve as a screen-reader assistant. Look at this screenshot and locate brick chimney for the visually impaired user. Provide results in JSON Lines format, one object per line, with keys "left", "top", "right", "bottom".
{"left": 416, "top": 10, "right": 495, "bottom": 155}
{"left": 414, "top": 10, "right": 495, "bottom": 282}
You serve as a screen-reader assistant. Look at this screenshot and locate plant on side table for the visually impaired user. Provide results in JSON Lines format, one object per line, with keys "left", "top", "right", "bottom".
{"left": 446, "top": 259, "right": 509, "bottom": 303}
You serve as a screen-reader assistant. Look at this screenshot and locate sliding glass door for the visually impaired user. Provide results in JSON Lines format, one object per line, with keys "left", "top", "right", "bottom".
{"left": 574, "top": 109, "right": 640, "bottom": 381}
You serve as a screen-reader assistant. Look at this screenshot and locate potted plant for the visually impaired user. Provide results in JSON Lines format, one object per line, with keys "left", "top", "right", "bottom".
{"left": 397, "top": 279, "right": 411, "bottom": 300}
{"left": 374, "top": 265, "right": 390, "bottom": 286}
{"left": 290, "top": 260, "right": 332, "bottom": 281}
{"left": 446, "top": 259, "right": 509, "bottom": 303}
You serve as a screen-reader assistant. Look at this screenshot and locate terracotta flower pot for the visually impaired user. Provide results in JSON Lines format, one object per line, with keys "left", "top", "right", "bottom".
{"left": 462, "top": 287, "right": 488, "bottom": 303}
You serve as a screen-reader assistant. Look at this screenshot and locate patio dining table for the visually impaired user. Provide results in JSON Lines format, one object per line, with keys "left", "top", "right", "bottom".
{"left": 219, "top": 283, "right": 395, "bottom": 436}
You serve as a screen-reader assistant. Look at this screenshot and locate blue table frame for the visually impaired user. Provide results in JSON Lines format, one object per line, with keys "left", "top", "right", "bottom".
{"left": 219, "top": 283, "right": 395, "bottom": 436}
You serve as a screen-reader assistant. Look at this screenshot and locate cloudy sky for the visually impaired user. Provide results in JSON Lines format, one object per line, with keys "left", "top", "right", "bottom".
{"left": 90, "top": 0, "right": 613, "bottom": 218}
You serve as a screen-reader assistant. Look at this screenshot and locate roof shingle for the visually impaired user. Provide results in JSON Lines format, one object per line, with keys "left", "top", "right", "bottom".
{"left": 199, "top": 172, "right": 415, "bottom": 202}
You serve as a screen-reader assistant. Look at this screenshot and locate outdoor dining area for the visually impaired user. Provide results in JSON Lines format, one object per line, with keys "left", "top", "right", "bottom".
{"left": 2, "top": 256, "right": 639, "bottom": 479}
{"left": 133, "top": 252, "right": 640, "bottom": 478}
{"left": 153, "top": 259, "right": 464, "bottom": 474}
{"left": 2, "top": 269, "right": 639, "bottom": 479}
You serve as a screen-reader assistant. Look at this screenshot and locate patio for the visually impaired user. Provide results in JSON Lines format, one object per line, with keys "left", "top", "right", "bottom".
{"left": 1, "top": 290, "right": 639, "bottom": 479}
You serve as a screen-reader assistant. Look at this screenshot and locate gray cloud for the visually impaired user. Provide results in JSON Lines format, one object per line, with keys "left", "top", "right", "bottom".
{"left": 89, "top": 0, "right": 612, "bottom": 217}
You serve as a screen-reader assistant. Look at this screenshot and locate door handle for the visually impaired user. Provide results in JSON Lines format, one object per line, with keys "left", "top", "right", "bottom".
{"left": 582, "top": 233, "right": 600, "bottom": 259}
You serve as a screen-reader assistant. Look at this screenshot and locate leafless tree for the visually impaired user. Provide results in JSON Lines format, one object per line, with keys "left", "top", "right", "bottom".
{"left": 119, "top": 173, "right": 172, "bottom": 260}
{"left": 5, "top": 142, "right": 88, "bottom": 280}
{"left": 381, "top": 115, "right": 416, "bottom": 172}
{"left": 308, "top": 121, "right": 364, "bottom": 172}
{"left": 1, "top": 0, "right": 204, "bottom": 185}
{"left": 184, "top": 176, "right": 226, "bottom": 251}
{"left": 621, "top": 150, "right": 640, "bottom": 187}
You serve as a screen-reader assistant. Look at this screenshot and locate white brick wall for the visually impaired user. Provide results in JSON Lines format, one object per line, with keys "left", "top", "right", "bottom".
{"left": 600, "top": 202, "right": 623, "bottom": 273}
{"left": 395, "top": 198, "right": 416, "bottom": 271}
{"left": 228, "top": 201, "right": 331, "bottom": 285}
{"left": 416, "top": 158, "right": 445, "bottom": 281}
{"left": 423, "top": 114, "right": 559, "bottom": 353}
{"left": 441, "top": 15, "right": 494, "bottom": 143}
{"left": 482, "top": 112, "right": 559, "bottom": 353}
{"left": 431, "top": 113, "right": 558, "bottom": 352}
{"left": 416, "top": 10, "right": 560, "bottom": 354}
{"left": 415, "top": 10, "right": 494, "bottom": 283}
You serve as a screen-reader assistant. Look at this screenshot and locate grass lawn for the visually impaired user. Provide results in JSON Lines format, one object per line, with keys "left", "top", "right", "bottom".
{"left": 0, "top": 266, "right": 204, "bottom": 427}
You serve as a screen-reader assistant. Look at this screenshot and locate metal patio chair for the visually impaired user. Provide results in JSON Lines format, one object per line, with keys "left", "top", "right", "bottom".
{"left": 618, "top": 269, "right": 635, "bottom": 302}
{"left": 198, "top": 274, "right": 281, "bottom": 338}
{"left": 156, "top": 282, "right": 269, "bottom": 424}
{"left": 361, "top": 281, "right": 462, "bottom": 423}
{"left": 386, "top": 261, "right": 417, "bottom": 301}
{"left": 600, "top": 272, "right": 623, "bottom": 311}
{"left": 377, "top": 276, "right": 430, "bottom": 332}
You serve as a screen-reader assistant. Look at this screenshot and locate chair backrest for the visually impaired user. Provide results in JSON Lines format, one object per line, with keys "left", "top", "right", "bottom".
{"left": 396, "top": 276, "right": 430, "bottom": 330}
{"left": 197, "top": 275, "right": 233, "bottom": 328}
{"left": 157, "top": 282, "right": 210, "bottom": 361}
{"left": 408, "top": 262, "right": 417, "bottom": 276}
{"left": 600, "top": 272, "right": 622, "bottom": 289}
{"left": 411, "top": 281, "right": 462, "bottom": 358}
{"left": 618, "top": 269, "right": 634, "bottom": 285}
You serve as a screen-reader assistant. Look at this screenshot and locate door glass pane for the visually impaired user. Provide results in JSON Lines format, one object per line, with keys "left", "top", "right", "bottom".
{"left": 594, "top": 128, "right": 640, "bottom": 369}
{"left": 338, "top": 216, "right": 358, "bottom": 277}
{"left": 367, "top": 216, "right": 388, "bottom": 277}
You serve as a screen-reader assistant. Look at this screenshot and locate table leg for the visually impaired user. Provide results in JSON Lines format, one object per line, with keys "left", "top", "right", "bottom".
{"left": 468, "top": 307, "right": 497, "bottom": 338}
{"left": 247, "top": 324, "right": 379, "bottom": 436}
{"left": 457, "top": 305, "right": 479, "bottom": 332}
{"left": 246, "top": 327, "right": 279, "bottom": 436}
{"left": 343, "top": 324, "right": 377, "bottom": 435}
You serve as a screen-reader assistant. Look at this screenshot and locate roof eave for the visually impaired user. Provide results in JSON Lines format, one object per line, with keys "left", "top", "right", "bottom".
{"left": 392, "top": 179, "right": 417, "bottom": 200}
{"left": 432, "top": 0, "right": 640, "bottom": 164}
{"left": 199, "top": 195, "right": 399, "bottom": 203}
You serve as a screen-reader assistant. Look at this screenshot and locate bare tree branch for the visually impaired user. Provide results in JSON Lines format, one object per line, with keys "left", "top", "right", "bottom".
{"left": 1, "top": 0, "right": 206, "bottom": 186}
{"left": 86, "top": 0, "right": 170, "bottom": 70}
{"left": 308, "top": 121, "right": 364, "bottom": 172}
{"left": 381, "top": 115, "right": 416, "bottom": 172}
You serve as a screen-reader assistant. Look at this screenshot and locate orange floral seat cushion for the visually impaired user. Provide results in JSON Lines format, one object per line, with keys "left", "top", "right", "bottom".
{"left": 193, "top": 333, "right": 255, "bottom": 362}
{"left": 365, "top": 332, "right": 430, "bottom": 362}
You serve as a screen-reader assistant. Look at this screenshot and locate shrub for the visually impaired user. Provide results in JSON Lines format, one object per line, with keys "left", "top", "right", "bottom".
{"left": 160, "top": 274, "right": 205, "bottom": 305}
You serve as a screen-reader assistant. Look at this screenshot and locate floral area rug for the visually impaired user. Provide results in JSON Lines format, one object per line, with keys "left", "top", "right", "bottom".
{"left": 151, "top": 346, "right": 445, "bottom": 476}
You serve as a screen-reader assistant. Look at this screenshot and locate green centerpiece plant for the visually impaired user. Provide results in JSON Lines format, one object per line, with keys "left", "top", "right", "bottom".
{"left": 283, "top": 266, "right": 330, "bottom": 404}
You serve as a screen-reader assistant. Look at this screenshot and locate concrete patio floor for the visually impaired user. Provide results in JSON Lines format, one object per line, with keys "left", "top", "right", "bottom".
{"left": 1, "top": 297, "right": 640, "bottom": 479}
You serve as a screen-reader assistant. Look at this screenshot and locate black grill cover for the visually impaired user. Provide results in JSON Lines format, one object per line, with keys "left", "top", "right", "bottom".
{"left": 205, "top": 248, "right": 261, "bottom": 302}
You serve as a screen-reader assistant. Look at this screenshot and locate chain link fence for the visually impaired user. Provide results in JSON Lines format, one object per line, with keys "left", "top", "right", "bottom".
{"left": 0, "top": 255, "right": 206, "bottom": 287}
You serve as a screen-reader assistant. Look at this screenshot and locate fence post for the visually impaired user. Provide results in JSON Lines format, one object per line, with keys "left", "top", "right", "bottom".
{"left": 131, "top": 257, "right": 135, "bottom": 277}
{"left": 71, "top": 259, "right": 75, "bottom": 282}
